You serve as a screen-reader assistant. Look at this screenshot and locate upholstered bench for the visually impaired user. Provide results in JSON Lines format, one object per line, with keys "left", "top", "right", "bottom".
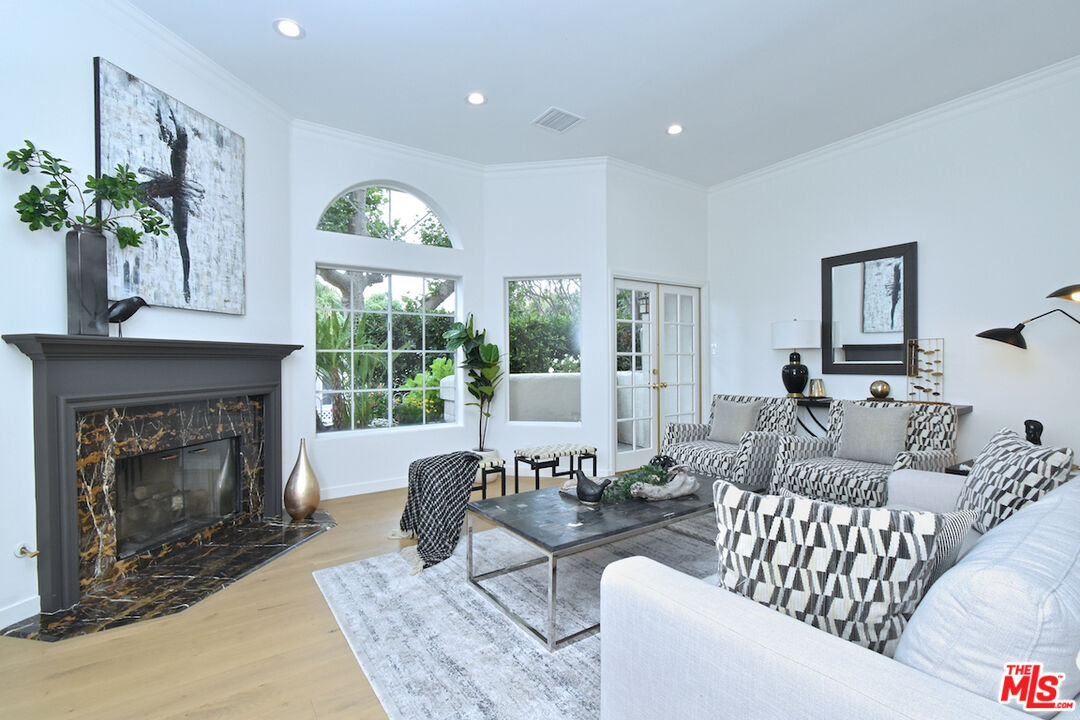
{"left": 513, "top": 443, "right": 597, "bottom": 493}
{"left": 470, "top": 451, "right": 506, "bottom": 499}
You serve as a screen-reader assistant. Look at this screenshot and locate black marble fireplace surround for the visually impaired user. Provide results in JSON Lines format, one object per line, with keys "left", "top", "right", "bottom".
{"left": 3, "top": 335, "right": 302, "bottom": 616}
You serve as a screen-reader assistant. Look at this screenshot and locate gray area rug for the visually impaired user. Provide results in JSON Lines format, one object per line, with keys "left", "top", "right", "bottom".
{"left": 313, "top": 515, "right": 718, "bottom": 720}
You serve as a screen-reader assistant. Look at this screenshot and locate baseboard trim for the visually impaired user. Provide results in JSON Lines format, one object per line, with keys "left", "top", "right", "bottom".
{"left": 321, "top": 475, "right": 407, "bottom": 500}
{"left": 0, "top": 595, "right": 39, "bottom": 629}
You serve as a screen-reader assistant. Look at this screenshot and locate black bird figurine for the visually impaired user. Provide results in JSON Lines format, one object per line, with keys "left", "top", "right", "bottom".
{"left": 575, "top": 470, "right": 611, "bottom": 505}
{"left": 1024, "top": 419, "right": 1044, "bottom": 446}
{"left": 108, "top": 296, "right": 149, "bottom": 337}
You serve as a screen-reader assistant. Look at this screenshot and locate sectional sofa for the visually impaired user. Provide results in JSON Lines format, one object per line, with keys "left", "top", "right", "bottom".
{"left": 600, "top": 469, "right": 1080, "bottom": 719}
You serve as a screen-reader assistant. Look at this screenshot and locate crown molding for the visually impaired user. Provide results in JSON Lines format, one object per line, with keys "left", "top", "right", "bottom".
{"left": 291, "top": 120, "right": 485, "bottom": 175}
{"left": 484, "top": 156, "right": 705, "bottom": 191}
{"left": 605, "top": 157, "right": 707, "bottom": 193}
{"left": 104, "top": 0, "right": 291, "bottom": 124}
{"left": 484, "top": 157, "right": 609, "bottom": 177}
{"left": 709, "top": 54, "right": 1080, "bottom": 196}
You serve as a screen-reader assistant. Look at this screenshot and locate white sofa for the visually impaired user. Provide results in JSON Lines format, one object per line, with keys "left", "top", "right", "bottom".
{"left": 600, "top": 469, "right": 1080, "bottom": 719}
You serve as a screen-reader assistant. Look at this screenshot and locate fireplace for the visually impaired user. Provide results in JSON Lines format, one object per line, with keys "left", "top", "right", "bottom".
{"left": 3, "top": 334, "right": 301, "bottom": 613}
{"left": 115, "top": 436, "right": 240, "bottom": 558}
{"left": 73, "top": 394, "right": 267, "bottom": 591}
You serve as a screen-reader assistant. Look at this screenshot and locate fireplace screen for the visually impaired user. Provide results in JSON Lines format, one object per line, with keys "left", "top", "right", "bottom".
{"left": 115, "top": 437, "right": 241, "bottom": 558}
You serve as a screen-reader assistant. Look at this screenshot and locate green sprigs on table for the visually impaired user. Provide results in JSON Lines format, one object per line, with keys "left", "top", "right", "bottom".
{"left": 603, "top": 463, "right": 669, "bottom": 502}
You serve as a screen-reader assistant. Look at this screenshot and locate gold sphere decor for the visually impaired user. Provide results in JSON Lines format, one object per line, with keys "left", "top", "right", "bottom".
{"left": 284, "top": 438, "right": 320, "bottom": 521}
{"left": 869, "top": 380, "right": 892, "bottom": 399}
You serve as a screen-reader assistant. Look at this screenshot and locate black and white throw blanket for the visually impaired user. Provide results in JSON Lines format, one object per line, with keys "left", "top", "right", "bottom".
{"left": 398, "top": 451, "right": 481, "bottom": 569}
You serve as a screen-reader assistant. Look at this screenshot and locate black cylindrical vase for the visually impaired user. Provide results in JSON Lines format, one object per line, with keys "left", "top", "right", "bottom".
{"left": 66, "top": 226, "right": 109, "bottom": 336}
{"left": 781, "top": 351, "right": 808, "bottom": 397}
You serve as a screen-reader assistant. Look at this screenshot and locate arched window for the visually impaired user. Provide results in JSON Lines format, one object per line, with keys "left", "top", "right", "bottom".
{"left": 317, "top": 185, "right": 451, "bottom": 247}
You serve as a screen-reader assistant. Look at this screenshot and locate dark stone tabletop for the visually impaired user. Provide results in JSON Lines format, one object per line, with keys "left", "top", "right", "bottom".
{"left": 468, "top": 486, "right": 715, "bottom": 554}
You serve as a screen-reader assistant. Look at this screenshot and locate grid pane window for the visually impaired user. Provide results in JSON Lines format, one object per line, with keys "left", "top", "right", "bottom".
{"left": 315, "top": 267, "right": 457, "bottom": 432}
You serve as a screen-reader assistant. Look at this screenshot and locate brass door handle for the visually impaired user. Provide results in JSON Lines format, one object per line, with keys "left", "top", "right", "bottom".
{"left": 650, "top": 382, "right": 670, "bottom": 390}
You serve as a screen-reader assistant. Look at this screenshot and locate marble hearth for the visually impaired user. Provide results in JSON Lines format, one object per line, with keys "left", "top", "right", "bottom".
{"left": 3, "top": 335, "right": 305, "bottom": 620}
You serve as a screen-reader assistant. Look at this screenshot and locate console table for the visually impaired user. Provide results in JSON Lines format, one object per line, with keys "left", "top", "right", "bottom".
{"left": 795, "top": 397, "right": 973, "bottom": 437}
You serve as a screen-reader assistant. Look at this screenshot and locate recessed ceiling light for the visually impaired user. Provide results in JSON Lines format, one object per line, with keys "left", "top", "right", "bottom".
{"left": 274, "top": 18, "right": 305, "bottom": 39}
{"left": 466, "top": 92, "right": 486, "bottom": 106}
{"left": 667, "top": 124, "right": 684, "bottom": 136}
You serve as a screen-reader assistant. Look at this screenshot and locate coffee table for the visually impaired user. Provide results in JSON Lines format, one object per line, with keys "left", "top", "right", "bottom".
{"left": 466, "top": 480, "right": 724, "bottom": 651}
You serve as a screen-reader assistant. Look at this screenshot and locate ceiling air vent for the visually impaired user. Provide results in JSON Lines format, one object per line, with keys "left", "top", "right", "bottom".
{"left": 532, "top": 106, "right": 584, "bottom": 133}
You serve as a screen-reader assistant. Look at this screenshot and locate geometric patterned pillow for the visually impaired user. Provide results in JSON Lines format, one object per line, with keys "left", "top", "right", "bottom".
{"left": 775, "top": 486, "right": 971, "bottom": 585}
{"left": 714, "top": 480, "right": 976, "bottom": 656}
{"left": 957, "top": 427, "right": 1074, "bottom": 533}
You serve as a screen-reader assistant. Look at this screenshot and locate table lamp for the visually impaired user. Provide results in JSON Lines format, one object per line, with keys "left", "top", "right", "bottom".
{"left": 771, "top": 319, "right": 820, "bottom": 397}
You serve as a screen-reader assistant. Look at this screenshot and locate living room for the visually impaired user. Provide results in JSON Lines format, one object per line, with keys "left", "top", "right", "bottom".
{"left": 2, "top": 1, "right": 1079, "bottom": 717}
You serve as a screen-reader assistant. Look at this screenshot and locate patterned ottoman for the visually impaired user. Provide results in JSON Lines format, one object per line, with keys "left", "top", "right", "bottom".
{"left": 512, "top": 443, "right": 598, "bottom": 493}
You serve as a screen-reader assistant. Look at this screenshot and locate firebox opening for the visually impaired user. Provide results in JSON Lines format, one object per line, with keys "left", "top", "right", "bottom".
{"left": 115, "top": 436, "right": 241, "bottom": 558}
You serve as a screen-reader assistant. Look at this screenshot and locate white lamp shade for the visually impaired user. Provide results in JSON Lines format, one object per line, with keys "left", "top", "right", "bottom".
{"left": 771, "top": 320, "right": 820, "bottom": 350}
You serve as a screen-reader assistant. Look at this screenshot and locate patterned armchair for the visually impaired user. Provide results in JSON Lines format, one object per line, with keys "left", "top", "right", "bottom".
{"left": 771, "top": 400, "right": 958, "bottom": 507}
{"left": 662, "top": 394, "right": 798, "bottom": 490}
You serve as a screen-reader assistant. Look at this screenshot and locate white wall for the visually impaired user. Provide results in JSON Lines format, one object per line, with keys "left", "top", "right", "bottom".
{"left": 606, "top": 160, "right": 709, "bottom": 288}
{"left": 0, "top": 0, "right": 293, "bottom": 626}
{"left": 482, "top": 161, "right": 611, "bottom": 470}
{"left": 287, "top": 122, "right": 486, "bottom": 498}
{"left": 708, "top": 59, "right": 1080, "bottom": 459}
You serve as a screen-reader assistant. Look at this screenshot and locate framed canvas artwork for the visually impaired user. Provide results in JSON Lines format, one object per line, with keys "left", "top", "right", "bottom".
{"left": 861, "top": 256, "right": 904, "bottom": 333}
{"left": 95, "top": 57, "right": 246, "bottom": 314}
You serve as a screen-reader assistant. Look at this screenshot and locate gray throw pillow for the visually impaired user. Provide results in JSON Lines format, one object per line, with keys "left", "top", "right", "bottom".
{"left": 835, "top": 402, "right": 914, "bottom": 465}
{"left": 707, "top": 399, "right": 762, "bottom": 444}
{"left": 714, "top": 480, "right": 976, "bottom": 656}
{"left": 957, "top": 427, "right": 1074, "bottom": 533}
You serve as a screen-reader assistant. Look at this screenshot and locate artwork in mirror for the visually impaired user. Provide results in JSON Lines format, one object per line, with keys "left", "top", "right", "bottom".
{"left": 821, "top": 242, "right": 917, "bottom": 375}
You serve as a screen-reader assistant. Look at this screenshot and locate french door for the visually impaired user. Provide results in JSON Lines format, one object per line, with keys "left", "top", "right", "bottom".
{"left": 614, "top": 280, "right": 700, "bottom": 471}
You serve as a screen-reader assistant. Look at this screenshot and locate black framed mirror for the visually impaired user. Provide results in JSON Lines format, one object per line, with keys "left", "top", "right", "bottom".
{"left": 821, "top": 242, "right": 917, "bottom": 375}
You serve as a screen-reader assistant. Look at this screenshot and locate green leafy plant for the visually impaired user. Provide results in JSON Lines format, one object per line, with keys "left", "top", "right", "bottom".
{"left": 444, "top": 314, "right": 503, "bottom": 450}
{"left": 3, "top": 140, "right": 168, "bottom": 248}
{"left": 400, "top": 356, "right": 455, "bottom": 421}
{"left": 602, "top": 463, "right": 669, "bottom": 503}
{"left": 315, "top": 310, "right": 352, "bottom": 430}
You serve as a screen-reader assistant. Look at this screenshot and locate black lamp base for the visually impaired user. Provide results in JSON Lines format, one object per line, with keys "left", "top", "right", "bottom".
{"left": 782, "top": 351, "right": 808, "bottom": 398}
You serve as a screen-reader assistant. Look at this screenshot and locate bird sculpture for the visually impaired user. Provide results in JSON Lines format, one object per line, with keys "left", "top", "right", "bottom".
{"left": 1024, "top": 419, "right": 1044, "bottom": 446}
{"left": 108, "top": 296, "right": 149, "bottom": 337}
{"left": 574, "top": 470, "right": 612, "bottom": 505}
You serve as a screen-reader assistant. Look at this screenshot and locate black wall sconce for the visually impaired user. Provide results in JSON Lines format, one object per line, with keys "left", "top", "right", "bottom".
{"left": 977, "top": 283, "right": 1080, "bottom": 349}
{"left": 1047, "top": 284, "right": 1080, "bottom": 303}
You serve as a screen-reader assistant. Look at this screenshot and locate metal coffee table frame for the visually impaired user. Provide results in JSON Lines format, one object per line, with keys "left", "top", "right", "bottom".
{"left": 465, "top": 497, "right": 714, "bottom": 652}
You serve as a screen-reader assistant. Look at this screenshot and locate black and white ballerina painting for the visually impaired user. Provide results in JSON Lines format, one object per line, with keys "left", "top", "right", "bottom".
{"left": 861, "top": 256, "right": 904, "bottom": 333}
{"left": 95, "top": 58, "right": 245, "bottom": 315}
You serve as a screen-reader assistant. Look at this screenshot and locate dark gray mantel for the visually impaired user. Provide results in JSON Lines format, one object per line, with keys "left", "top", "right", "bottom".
{"left": 3, "top": 334, "right": 301, "bottom": 613}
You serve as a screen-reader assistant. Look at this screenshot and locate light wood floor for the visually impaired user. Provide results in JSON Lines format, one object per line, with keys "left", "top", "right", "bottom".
{"left": 0, "top": 475, "right": 562, "bottom": 719}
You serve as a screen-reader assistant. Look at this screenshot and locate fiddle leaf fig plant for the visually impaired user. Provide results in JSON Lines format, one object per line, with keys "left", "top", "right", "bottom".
{"left": 444, "top": 313, "right": 504, "bottom": 451}
{"left": 3, "top": 140, "right": 168, "bottom": 248}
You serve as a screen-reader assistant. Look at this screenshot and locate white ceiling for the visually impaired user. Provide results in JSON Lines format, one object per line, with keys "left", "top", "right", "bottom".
{"left": 129, "top": 0, "right": 1080, "bottom": 187}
